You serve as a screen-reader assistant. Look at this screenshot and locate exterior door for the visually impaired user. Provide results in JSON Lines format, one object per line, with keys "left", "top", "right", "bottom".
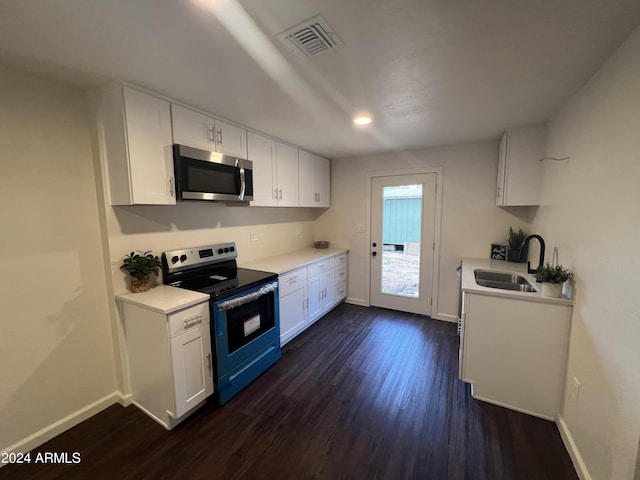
{"left": 370, "top": 174, "right": 437, "bottom": 315}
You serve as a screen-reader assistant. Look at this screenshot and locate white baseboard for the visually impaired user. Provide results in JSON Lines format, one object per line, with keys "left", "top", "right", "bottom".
{"left": 432, "top": 312, "right": 458, "bottom": 323}
{"left": 116, "top": 391, "right": 133, "bottom": 407}
{"left": 557, "top": 415, "right": 591, "bottom": 480}
{"left": 1, "top": 392, "right": 120, "bottom": 459}
{"left": 345, "top": 297, "right": 368, "bottom": 307}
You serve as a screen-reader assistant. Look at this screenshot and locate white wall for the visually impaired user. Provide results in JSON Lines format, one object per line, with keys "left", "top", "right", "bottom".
{"left": 535, "top": 26, "right": 640, "bottom": 480}
{"left": 104, "top": 204, "right": 319, "bottom": 294}
{"left": 0, "top": 67, "right": 117, "bottom": 452}
{"left": 315, "top": 142, "right": 532, "bottom": 319}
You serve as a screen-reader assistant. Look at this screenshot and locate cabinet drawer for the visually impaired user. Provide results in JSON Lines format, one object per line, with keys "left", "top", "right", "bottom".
{"left": 335, "top": 281, "right": 347, "bottom": 302}
{"left": 308, "top": 258, "right": 334, "bottom": 277}
{"left": 335, "top": 253, "right": 347, "bottom": 268}
{"left": 334, "top": 264, "right": 347, "bottom": 284}
{"left": 169, "top": 302, "right": 210, "bottom": 338}
{"left": 279, "top": 267, "right": 307, "bottom": 295}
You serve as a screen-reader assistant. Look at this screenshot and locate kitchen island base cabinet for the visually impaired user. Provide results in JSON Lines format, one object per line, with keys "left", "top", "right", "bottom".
{"left": 459, "top": 292, "right": 572, "bottom": 420}
{"left": 120, "top": 300, "right": 213, "bottom": 429}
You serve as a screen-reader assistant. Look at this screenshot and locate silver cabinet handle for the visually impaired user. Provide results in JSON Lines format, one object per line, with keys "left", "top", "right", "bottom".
{"left": 217, "top": 128, "right": 223, "bottom": 144}
{"left": 183, "top": 315, "right": 203, "bottom": 329}
{"left": 279, "top": 189, "right": 283, "bottom": 200}
{"left": 497, "top": 186, "right": 502, "bottom": 198}
{"left": 169, "top": 176, "right": 174, "bottom": 197}
{"left": 206, "top": 353, "right": 212, "bottom": 376}
{"left": 273, "top": 188, "right": 278, "bottom": 200}
{"left": 208, "top": 127, "right": 215, "bottom": 144}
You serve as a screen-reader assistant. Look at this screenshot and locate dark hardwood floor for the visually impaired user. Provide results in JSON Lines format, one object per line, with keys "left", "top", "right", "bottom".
{"left": 1, "top": 304, "right": 578, "bottom": 480}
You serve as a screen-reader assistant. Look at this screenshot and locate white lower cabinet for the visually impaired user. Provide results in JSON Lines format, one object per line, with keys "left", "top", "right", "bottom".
{"left": 276, "top": 251, "right": 348, "bottom": 345}
{"left": 307, "top": 258, "right": 335, "bottom": 325}
{"left": 459, "top": 291, "right": 572, "bottom": 420}
{"left": 120, "top": 300, "right": 214, "bottom": 429}
{"left": 279, "top": 267, "right": 308, "bottom": 345}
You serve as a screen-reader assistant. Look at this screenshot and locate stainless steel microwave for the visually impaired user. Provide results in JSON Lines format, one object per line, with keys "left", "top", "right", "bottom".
{"left": 173, "top": 144, "right": 253, "bottom": 203}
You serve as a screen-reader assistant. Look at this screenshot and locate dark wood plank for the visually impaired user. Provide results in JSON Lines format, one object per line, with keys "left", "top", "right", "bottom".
{"left": 0, "top": 304, "right": 578, "bottom": 480}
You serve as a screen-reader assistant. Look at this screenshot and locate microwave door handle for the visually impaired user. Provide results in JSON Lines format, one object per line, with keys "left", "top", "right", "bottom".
{"left": 237, "top": 158, "right": 246, "bottom": 200}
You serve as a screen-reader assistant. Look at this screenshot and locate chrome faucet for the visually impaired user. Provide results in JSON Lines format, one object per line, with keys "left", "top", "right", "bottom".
{"left": 520, "top": 234, "right": 546, "bottom": 274}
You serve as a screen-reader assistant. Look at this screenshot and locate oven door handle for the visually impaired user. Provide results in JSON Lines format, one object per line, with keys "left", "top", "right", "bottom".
{"left": 216, "top": 281, "right": 278, "bottom": 312}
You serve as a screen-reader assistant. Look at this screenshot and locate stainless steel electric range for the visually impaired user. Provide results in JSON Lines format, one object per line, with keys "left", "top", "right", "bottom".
{"left": 161, "top": 242, "right": 280, "bottom": 405}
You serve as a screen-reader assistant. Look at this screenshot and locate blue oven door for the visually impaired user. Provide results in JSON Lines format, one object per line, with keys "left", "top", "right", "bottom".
{"left": 211, "top": 281, "right": 280, "bottom": 403}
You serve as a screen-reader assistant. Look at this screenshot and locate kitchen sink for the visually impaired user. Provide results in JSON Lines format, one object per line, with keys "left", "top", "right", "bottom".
{"left": 474, "top": 269, "right": 538, "bottom": 293}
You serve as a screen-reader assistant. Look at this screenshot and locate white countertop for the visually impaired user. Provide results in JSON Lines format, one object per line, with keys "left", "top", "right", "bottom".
{"left": 240, "top": 247, "right": 349, "bottom": 275}
{"left": 115, "top": 285, "right": 210, "bottom": 314}
{"left": 461, "top": 257, "right": 573, "bottom": 305}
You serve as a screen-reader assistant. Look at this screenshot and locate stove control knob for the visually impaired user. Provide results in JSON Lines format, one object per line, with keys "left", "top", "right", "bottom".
{"left": 218, "top": 248, "right": 224, "bottom": 254}
{"left": 171, "top": 256, "right": 179, "bottom": 264}
{"left": 180, "top": 254, "right": 187, "bottom": 262}
{"left": 230, "top": 246, "right": 235, "bottom": 252}
{"left": 224, "top": 247, "right": 230, "bottom": 253}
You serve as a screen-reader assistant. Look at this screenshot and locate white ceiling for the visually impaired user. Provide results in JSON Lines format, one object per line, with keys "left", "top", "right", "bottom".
{"left": 1, "top": 0, "right": 639, "bottom": 159}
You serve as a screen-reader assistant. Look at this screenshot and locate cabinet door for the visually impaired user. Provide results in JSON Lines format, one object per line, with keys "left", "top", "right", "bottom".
{"left": 248, "top": 132, "right": 277, "bottom": 206}
{"left": 275, "top": 142, "right": 299, "bottom": 206}
{"left": 496, "top": 125, "right": 545, "bottom": 206}
{"left": 315, "top": 155, "right": 331, "bottom": 207}
{"left": 298, "top": 150, "right": 331, "bottom": 207}
{"left": 279, "top": 283, "right": 307, "bottom": 345}
{"left": 298, "top": 149, "right": 317, "bottom": 207}
{"left": 307, "top": 274, "right": 323, "bottom": 324}
{"left": 496, "top": 131, "right": 507, "bottom": 206}
{"left": 171, "top": 323, "right": 214, "bottom": 418}
{"left": 171, "top": 104, "right": 215, "bottom": 151}
{"left": 321, "top": 268, "right": 335, "bottom": 310}
{"left": 215, "top": 119, "right": 247, "bottom": 158}
{"left": 123, "top": 87, "right": 175, "bottom": 205}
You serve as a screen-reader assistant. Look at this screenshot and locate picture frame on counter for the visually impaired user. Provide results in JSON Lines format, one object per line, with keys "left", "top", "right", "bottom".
{"left": 490, "top": 244, "right": 507, "bottom": 260}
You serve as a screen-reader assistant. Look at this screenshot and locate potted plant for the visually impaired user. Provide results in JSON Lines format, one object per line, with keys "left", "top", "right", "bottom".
{"left": 120, "top": 250, "right": 162, "bottom": 293}
{"left": 535, "top": 263, "right": 573, "bottom": 298}
{"left": 507, "top": 227, "right": 528, "bottom": 262}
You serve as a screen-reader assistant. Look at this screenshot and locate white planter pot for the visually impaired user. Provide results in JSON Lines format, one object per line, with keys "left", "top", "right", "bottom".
{"left": 541, "top": 282, "right": 563, "bottom": 298}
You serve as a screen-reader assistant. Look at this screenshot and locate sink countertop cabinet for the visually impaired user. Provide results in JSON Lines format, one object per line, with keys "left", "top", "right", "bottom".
{"left": 459, "top": 258, "right": 573, "bottom": 420}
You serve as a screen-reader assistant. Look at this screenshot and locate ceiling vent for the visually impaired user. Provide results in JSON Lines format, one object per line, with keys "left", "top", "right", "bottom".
{"left": 278, "top": 15, "right": 344, "bottom": 58}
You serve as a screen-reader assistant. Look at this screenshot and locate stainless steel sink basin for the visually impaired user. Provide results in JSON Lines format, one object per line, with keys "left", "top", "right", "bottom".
{"left": 474, "top": 269, "right": 538, "bottom": 293}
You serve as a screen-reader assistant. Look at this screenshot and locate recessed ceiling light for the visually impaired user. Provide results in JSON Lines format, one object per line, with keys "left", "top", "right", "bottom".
{"left": 354, "top": 115, "right": 372, "bottom": 126}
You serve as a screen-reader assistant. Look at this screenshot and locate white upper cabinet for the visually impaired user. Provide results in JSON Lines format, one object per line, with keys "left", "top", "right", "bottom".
{"left": 171, "top": 104, "right": 215, "bottom": 151}
{"left": 275, "top": 142, "right": 299, "bottom": 207}
{"left": 247, "top": 134, "right": 300, "bottom": 207}
{"left": 215, "top": 119, "right": 247, "bottom": 158}
{"left": 496, "top": 124, "right": 546, "bottom": 206}
{"left": 247, "top": 131, "right": 277, "bottom": 206}
{"left": 95, "top": 85, "right": 175, "bottom": 205}
{"left": 171, "top": 104, "right": 247, "bottom": 159}
{"left": 298, "top": 149, "right": 330, "bottom": 207}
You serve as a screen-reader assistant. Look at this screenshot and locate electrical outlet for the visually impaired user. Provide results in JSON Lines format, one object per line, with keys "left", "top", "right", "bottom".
{"left": 250, "top": 231, "right": 259, "bottom": 241}
{"left": 572, "top": 376, "right": 581, "bottom": 402}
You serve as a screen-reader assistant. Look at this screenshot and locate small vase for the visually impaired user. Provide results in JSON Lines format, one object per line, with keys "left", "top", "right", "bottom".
{"left": 541, "top": 282, "right": 563, "bottom": 298}
{"left": 130, "top": 276, "right": 151, "bottom": 293}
